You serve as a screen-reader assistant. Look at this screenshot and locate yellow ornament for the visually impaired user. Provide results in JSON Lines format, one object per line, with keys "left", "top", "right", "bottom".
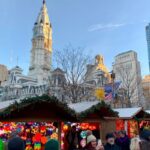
{"left": 95, "top": 88, "right": 105, "bottom": 100}
{"left": 51, "top": 132, "right": 58, "bottom": 139}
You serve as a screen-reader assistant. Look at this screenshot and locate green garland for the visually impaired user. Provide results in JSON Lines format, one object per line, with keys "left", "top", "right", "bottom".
{"left": 0, "top": 95, "right": 76, "bottom": 119}
{"left": 0, "top": 96, "right": 118, "bottom": 121}
{"left": 79, "top": 101, "right": 118, "bottom": 119}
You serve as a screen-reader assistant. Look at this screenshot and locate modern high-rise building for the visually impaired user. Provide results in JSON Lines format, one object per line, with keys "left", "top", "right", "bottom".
{"left": 113, "top": 50, "right": 144, "bottom": 107}
{"left": 28, "top": 0, "right": 52, "bottom": 85}
{"left": 146, "top": 23, "right": 150, "bottom": 72}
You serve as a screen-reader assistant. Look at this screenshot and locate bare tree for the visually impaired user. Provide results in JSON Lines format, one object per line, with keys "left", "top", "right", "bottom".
{"left": 54, "top": 45, "right": 91, "bottom": 103}
{"left": 114, "top": 64, "right": 143, "bottom": 107}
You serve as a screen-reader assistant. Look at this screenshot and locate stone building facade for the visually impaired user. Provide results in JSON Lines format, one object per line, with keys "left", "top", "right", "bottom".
{"left": 2, "top": 1, "right": 142, "bottom": 108}
{"left": 28, "top": 0, "right": 52, "bottom": 85}
{"left": 0, "top": 65, "right": 8, "bottom": 86}
{"left": 142, "top": 75, "right": 150, "bottom": 109}
{"left": 85, "top": 55, "right": 111, "bottom": 87}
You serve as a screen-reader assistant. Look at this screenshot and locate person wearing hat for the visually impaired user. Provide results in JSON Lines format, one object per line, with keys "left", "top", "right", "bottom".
{"left": 104, "top": 133, "right": 121, "bottom": 150}
{"left": 85, "top": 134, "right": 104, "bottom": 150}
{"left": 8, "top": 137, "right": 25, "bottom": 150}
{"left": 44, "top": 139, "right": 59, "bottom": 150}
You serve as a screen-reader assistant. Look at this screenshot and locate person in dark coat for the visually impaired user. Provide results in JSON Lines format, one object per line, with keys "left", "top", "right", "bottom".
{"left": 104, "top": 133, "right": 121, "bottom": 150}
{"left": 8, "top": 137, "right": 25, "bottom": 150}
{"left": 66, "top": 125, "right": 79, "bottom": 150}
{"left": 139, "top": 130, "right": 150, "bottom": 150}
{"left": 116, "top": 131, "right": 130, "bottom": 150}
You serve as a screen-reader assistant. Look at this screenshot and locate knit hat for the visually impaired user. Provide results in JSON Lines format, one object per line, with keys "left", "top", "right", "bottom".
{"left": 8, "top": 137, "right": 25, "bottom": 150}
{"left": 44, "top": 139, "right": 59, "bottom": 150}
{"left": 86, "top": 130, "right": 92, "bottom": 136}
{"left": 87, "top": 134, "right": 96, "bottom": 144}
{"left": 106, "top": 133, "right": 115, "bottom": 140}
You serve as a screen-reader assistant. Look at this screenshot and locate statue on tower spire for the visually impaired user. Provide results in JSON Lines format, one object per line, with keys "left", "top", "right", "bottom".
{"left": 43, "top": 0, "right": 46, "bottom": 4}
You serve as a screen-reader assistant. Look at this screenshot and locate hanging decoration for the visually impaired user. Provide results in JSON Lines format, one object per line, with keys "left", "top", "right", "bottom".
{"left": 0, "top": 122, "right": 58, "bottom": 150}
{"left": 80, "top": 131, "right": 87, "bottom": 139}
{"left": 95, "top": 88, "right": 105, "bottom": 100}
{"left": 80, "top": 139, "right": 86, "bottom": 148}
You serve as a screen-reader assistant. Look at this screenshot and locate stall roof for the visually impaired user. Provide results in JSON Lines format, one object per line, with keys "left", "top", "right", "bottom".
{"left": 0, "top": 95, "right": 77, "bottom": 122}
{"left": 0, "top": 99, "right": 20, "bottom": 111}
{"left": 0, "top": 99, "right": 147, "bottom": 120}
{"left": 146, "top": 110, "right": 150, "bottom": 114}
{"left": 69, "top": 101, "right": 99, "bottom": 113}
{"left": 0, "top": 100, "right": 99, "bottom": 113}
{"left": 114, "top": 107, "right": 142, "bottom": 119}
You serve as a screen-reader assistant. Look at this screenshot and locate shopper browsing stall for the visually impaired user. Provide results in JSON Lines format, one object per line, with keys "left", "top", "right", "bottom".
{"left": 104, "top": 133, "right": 121, "bottom": 150}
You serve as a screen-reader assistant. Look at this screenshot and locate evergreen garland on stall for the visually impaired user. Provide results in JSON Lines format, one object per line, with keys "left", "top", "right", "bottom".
{"left": 79, "top": 101, "right": 118, "bottom": 119}
{"left": 0, "top": 95, "right": 76, "bottom": 119}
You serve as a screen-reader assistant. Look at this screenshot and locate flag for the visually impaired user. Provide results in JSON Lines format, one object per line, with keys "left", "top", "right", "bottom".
{"left": 104, "top": 81, "right": 121, "bottom": 101}
{"left": 105, "top": 93, "right": 112, "bottom": 100}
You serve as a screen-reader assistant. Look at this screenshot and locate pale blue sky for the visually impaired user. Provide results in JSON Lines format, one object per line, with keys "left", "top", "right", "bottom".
{"left": 0, "top": 0, "right": 150, "bottom": 76}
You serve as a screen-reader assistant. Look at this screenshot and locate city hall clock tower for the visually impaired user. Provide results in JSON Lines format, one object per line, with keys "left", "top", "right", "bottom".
{"left": 29, "top": 0, "right": 52, "bottom": 85}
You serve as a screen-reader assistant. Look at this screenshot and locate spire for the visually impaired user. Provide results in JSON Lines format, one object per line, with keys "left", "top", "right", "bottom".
{"left": 35, "top": 0, "right": 50, "bottom": 25}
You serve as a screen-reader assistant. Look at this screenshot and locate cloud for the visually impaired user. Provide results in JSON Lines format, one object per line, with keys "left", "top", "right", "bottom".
{"left": 88, "top": 23, "right": 126, "bottom": 32}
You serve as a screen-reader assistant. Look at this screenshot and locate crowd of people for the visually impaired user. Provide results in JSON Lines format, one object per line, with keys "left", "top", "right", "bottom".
{"left": 65, "top": 125, "right": 150, "bottom": 150}
{"left": 0, "top": 137, "right": 59, "bottom": 150}
{"left": 0, "top": 127, "right": 150, "bottom": 150}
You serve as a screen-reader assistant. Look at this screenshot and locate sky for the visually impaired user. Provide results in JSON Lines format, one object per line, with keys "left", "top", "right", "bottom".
{"left": 0, "top": 0, "right": 150, "bottom": 76}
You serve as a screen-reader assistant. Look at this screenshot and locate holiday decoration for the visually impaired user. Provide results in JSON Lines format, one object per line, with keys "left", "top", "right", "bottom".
{"left": 41, "top": 136, "right": 47, "bottom": 144}
{"left": 0, "top": 122, "right": 58, "bottom": 150}
{"left": 34, "top": 142, "right": 41, "bottom": 150}
{"left": 63, "top": 124, "right": 69, "bottom": 131}
{"left": 80, "top": 139, "right": 86, "bottom": 148}
{"left": 80, "top": 123, "right": 89, "bottom": 130}
{"left": 95, "top": 88, "right": 105, "bottom": 100}
{"left": 79, "top": 101, "right": 118, "bottom": 118}
{"left": 51, "top": 132, "right": 58, "bottom": 139}
{"left": 80, "top": 131, "right": 87, "bottom": 139}
{"left": 0, "top": 95, "right": 76, "bottom": 119}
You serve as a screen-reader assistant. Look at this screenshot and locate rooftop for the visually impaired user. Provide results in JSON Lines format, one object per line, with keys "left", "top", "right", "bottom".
{"left": 115, "top": 50, "right": 135, "bottom": 57}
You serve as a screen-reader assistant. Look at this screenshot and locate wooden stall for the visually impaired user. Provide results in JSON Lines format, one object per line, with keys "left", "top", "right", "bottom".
{"left": 0, "top": 96, "right": 119, "bottom": 149}
{"left": 0, "top": 95, "right": 77, "bottom": 150}
{"left": 69, "top": 101, "right": 118, "bottom": 144}
{"left": 114, "top": 107, "right": 150, "bottom": 138}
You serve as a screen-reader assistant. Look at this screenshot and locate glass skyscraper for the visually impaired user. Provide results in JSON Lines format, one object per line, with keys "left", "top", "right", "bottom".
{"left": 146, "top": 23, "right": 150, "bottom": 72}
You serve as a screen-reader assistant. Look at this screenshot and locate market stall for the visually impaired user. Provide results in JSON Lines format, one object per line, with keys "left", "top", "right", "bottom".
{"left": 114, "top": 107, "right": 150, "bottom": 138}
{"left": 0, "top": 95, "right": 77, "bottom": 150}
{"left": 0, "top": 96, "right": 119, "bottom": 149}
{"left": 66, "top": 101, "right": 118, "bottom": 147}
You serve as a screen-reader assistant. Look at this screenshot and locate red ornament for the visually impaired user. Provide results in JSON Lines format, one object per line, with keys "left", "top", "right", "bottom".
{"left": 41, "top": 136, "right": 47, "bottom": 144}
{"left": 34, "top": 133, "right": 41, "bottom": 142}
